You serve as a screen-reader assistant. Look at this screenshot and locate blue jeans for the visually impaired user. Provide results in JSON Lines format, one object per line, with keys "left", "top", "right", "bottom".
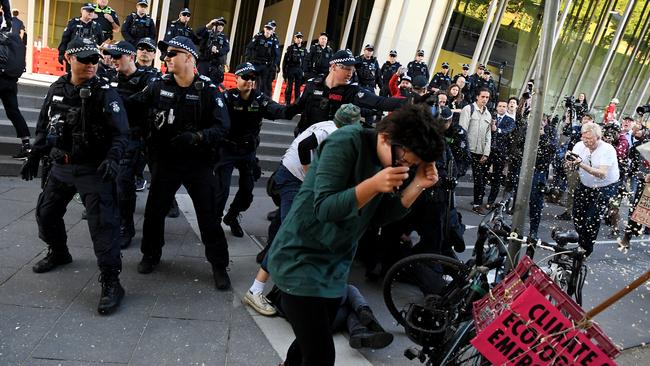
{"left": 573, "top": 182, "right": 618, "bottom": 255}
{"left": 274, "top": 164, "right": 303, "bottom": 222}
{"left": 214, "top": 148, "right": 257, "bottom": 219}
{"left": 528, "top": 170, "right": 548, "bottom": 238}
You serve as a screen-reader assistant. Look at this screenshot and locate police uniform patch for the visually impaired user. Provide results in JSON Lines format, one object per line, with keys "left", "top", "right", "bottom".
{"left": 217, "top": 98, "right": 224, "bottom": 108}
{"left": 261, "top": 100, "right": 268, "bottom": 107}
{"left": 160, "top": 90, "right": 174, "bottom": 98}
{"left": 109, "top": 101, "right": 120, "bottom": 113}
{"left": 357, "top": 91, "right": 365, "bottom": 99}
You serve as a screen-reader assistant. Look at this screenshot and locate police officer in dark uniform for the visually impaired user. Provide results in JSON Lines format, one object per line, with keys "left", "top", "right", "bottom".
{"left": 290, "top": 50, "right": 407, "bottom": 135}
{"left": 58, "top": 3, "right": 104, "bottom": 66}
{"left": 93, "top": 0, "right": 120, "bottom": 41}
{"left": 468, "top": 63, "right": 485, "bottom": 103}
{"left": 245, "top": 20, "right": 280, "bottom": 96}
{"left": 282, "top": 31, "right": 306, "bottom": 105}
{"left": 135, "top": 37, "right": 157, "bottom": 69}
{"left": 103, "top": 41, "right": 159, "bottom": 249}
{"left": 476, "top": 70, "right": 497, "bottom": 111}
{"left": 196, "top": 16, "right": 230, "bottom": 85}
{"left": 129, "top": 36, "right": 232, "bottom": 290}
{"left": 428, "top": 61, "right": 452, "bottom": 93}
{"left": 217, "top": 62, "right": 290, "bottom": 237}
{"left": 453, "top": 63, "right": 472, "bottom": 96}
{"left": 303, "top": 32, "right": 333, "bottom": 80}
{"left": 164, "top": 8, "right": 198, "bottom": 43}
{"left": 355, "top": 44, "right": 381, "bottom": 125}
{"left": 121, "top": 0, "right": 156, "bottom": 47}
{"left": 21, "top": 38, "right": 129, "bottom": 315}
{"left": 407, "top": 49, "right": 429, "bottom": 81}
{"left": 379, "top": 49, "right": 401, "bottom": 97}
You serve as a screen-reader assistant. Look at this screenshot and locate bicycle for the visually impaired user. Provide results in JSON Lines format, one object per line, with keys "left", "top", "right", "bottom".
{"left": 382, "top": 201, "right": 588, "bottom": 364}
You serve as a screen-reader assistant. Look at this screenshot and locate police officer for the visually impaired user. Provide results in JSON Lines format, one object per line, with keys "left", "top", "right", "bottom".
{"left": 379, "top": 49, "right": 401, "bottom": 97}
{"left": 282, "top": 32, "right": 306, "bottom": 104}
{"left": 135, "top": 37, "right": 157, "bottom": 69}
{"left": 121, "top": 0, "right": 156, "bottom": 47}
{"left": 245, "top": 20, "right": 280, "bottom": 96}
{"left": 21, "top": 37, "right": 129, "bottom": 315}
{"left": 355, "top": 44, "right": 381, "bottom": 125}
{"left": 290, "top": 49, "right": 407, "bottom": 135}
{"left": 217, "top": 63, "right": 289, "bottom": 237}
{"left": 428, "top": 61, "right": 452, "bottom": 93}
{"left": 407, "top": 49, "right": 429, "bottom": 81}
{"left": 58, "top": 3, "right": 104, "bottom": 66}
{"left": 468, "top": 63, "right": 485, "bottom": 102}
{"left": 303, "top": 32, "right": 333, "bottom": 80}
{"left": 197, "top": 16, "right": 230, "bottom": 85}
{"left": 129, "top": 36, "right": 232, "bottom": 290}
{"left": 104, "top": 41, "right": 159, "bottom": 249}
{"left": 453, "top": 63, "right": 472, "bottom": 97}
{"left": 93, "top": 0, "right": 120, "bottom": 41}
{"left": 164, "top": 8, "right": 198, "bottom": 44}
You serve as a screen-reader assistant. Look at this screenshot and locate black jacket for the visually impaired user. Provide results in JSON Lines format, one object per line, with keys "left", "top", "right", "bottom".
{"left": 58, "top": 18, "right": 104, "bottom": 59}
{"left": 303, "top": 44, "right": 333, "bottom": 78}
{"left": 121, "top": 13, "right": 156, "bottom": 46}
{"left": 196, "top": 27, "right": 230, "bottom": 64}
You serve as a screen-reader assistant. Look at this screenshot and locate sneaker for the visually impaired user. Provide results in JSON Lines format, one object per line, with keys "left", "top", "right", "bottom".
{"left": 167, "top": 198, "right": 180, "bottom": 218}
{"left": 73, "top": 193, "right": 83, "bottom": 204}
{"left": 472, "top": 205, "right": 486, "bottom": 216}
{"left": 97, "top": 272, "right": 125, "bottom": 315}
{"left": 135, "top": 177, "right": 147, "bottom": 192}
{"left": 213, "top": 266, "right": 231, "bottom": 290}
{"left": 137, "top": 255, "right": 160, "bottom": 274}
{"left": 223, "top": 211, "right": 244, "bottom": 237}
{"left": 618, "top": 235, "right": 631, "bottom": 252}
{"left": 32, "top": 248, "right": 73, "bottom": 273}
{"left": 242, "top": 291, "right": 277, "bottom": 316}
{"left": 12, "top": 142, "right": 31, "bottom": 159}
{"left": 555, "top": 211, "right": 572, "bottom": 221}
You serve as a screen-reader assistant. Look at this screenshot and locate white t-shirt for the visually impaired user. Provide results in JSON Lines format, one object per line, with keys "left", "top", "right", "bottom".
{"left": 281, "top": 121, "right": 338, "bottom": 181}
{"left": 572, "top": 140, "right": 619, "bottom": 188}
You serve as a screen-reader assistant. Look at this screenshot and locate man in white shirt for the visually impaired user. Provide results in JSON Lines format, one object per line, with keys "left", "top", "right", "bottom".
{"left": 566, "top": 122, "right": 619, "bottom": 256}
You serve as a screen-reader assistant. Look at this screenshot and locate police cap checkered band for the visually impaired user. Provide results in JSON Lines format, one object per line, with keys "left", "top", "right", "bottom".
{"left": 158, "top": 36, "right": 198, "bottom": 59}
{"left": 329, "top": 50, "right": 357, "bottom": 66}
{"left": 417, "top": 49, "right": 424, "bottom": 55}
{"left": 234, "top": 62, "right": 256, "bottom": 76}
{"left": 137, "top": 0, "right": 149, "bottom": 6}
{"left": 389, "top": 49, "right": 397, "bottom": 56}
{"left": 441, "top": 62, "right": 449, "bottom": 68}
{"left": 65, "top": 37, "right": 101, "bottom": 57}
{"left": 462, "top": 63, "right": 470, "bottom": 69}
{"left": 104, "top": 41, "right": 136, "bottom": 56}
{"left": 82, "top": 3, "right": 94, "bottom": 11}
{"left": 137, "top": 37, "right": 156, "bottom": 50}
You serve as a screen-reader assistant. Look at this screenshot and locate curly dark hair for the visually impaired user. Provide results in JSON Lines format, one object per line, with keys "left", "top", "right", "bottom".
{"left": 376, "top": 104, "right": 444, "bottom": 163}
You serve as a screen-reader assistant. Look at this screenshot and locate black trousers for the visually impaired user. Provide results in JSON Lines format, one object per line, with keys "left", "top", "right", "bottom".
{"left": 254, "top": 63, "right": 275, "bottom": 96}
{"left": 470, "top": 153, "right": 489, "bottom": 206}
{"left": 141, "top": 159, "right": 229, "bottom": 268}
{"left": 197, "top": 60, "right": 225, "bottom": 85}
{"left": 487, "top": 152, "right": 507, "bottom": 204}
{"left": 36, "top": 164, "right": 121, "bottom": 272}
{"left": 116, "top": 139, "right": 142, "bottom": 229}
{"left": 214, "top": 147, "right": 256, "bottom": 220}
{"left": 281, "top": 291, "right": 342, "bottom": 366}
{"left": 284, "top": 67, "right": 303, "bottom": 104}
{"left": 0, "top": 76, "right": 29, "bottom": 138}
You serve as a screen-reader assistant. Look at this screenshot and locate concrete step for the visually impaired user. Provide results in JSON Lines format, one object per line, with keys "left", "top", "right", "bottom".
{"left": 0, "top": 106, "right": 40, "bottom": 124}
{"left": 17, "top": 82, "right": 51, "bottom": 97}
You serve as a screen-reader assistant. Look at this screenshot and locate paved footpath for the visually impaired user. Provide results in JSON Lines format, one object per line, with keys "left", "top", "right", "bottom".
{"left": 0, "top": 177, "right": 648, "bottom": 365}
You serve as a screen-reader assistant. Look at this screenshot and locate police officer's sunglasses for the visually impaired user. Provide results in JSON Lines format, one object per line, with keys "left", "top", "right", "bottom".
{"left": 75, "top": 55, "right": 101, "bottom": 65}
{"left": 239, "top": 74, "right": 256, "bottom": 81}
{"left": 165, "top": 50, "right": 188, "bottom": 58}
{"left": 181, "top": 12, "right": 190, "bottom": 16}
{"left": 138, "top": 46, "right": 156, "bottom": 52}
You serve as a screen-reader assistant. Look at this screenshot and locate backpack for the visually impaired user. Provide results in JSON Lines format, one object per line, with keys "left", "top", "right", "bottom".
{"left": 0, "top": 32, "right": 26, "bottom": 78}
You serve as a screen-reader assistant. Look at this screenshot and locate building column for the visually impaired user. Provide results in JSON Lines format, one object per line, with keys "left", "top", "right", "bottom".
{"left": 253, "top": 0, "right": 266, "bottom": 36}
{"left": 371, "top": 0, "right": 393, "bottom": 57}
{"left": 614, "top": 9, "right": 650, "bottom": 104}
{"left": 150, "top": 0, "right": 160, "bottom": 22}
{"left": 388, "top": 0, "right": 409, "bottom": 51}
{"left": 226, "top": 0, "right": 242, "bottom": 67}
{"left": 429, "top": 0, "right": 457, "bottom": 71}
{"left": 589, "top": 0, "right": 637, "bottom": 111}
{"left": 340, "top": 0, "right": 359, "bottom": 50}
{"left": 26, "top": 0, "right": 36, "bottom": 73}
{"left": 307, "top": 0, "right": 322, "bottom": 44}
{"left": 479, "top": 0, "right": 508, "bottom": 65}
{"left": 154, "top": 0, "right": 171, "bottom": 70}
{"left": 272, "top": 0, "right": 302, "bottom": 102}
{"left": 469, "top": 0, "right": 498, "bottom": 74}
{"left": 634, "top": 67, "right": 650, "bottom": 112}
{"left": 42, "top": 0, "right": 51, "bottom": 49}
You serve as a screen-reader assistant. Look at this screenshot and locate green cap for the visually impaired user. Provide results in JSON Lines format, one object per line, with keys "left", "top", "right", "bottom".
{"left": 334, "top": 104, "right": 361, "bottom": 127}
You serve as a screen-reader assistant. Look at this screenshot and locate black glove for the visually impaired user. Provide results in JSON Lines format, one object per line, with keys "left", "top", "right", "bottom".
{"left": 20, "top": 154, "right": 40, "bottom": 181}
{"left": 285, "top": 103, "right": 301, "bottom": 119}
{"left": 58, "top": 54, "right": 65, "bottom": 65}
{"left": 97, "top": 159, "right": 118, "bottom": 182}
{"left": 170, "top": 131, "right": 201, "bottom": 149}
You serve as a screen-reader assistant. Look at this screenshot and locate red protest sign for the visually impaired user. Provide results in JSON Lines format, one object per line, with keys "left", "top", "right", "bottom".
{"left": 471, "top": 286, "right": 616, "bottom": 366}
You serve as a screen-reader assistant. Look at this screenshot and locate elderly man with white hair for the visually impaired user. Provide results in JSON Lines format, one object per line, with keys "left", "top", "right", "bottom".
{"left": 566, "top": 122, "right": 619, "bottom": 256}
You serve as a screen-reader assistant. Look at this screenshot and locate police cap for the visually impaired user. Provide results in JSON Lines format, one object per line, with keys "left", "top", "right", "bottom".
{"left": 364, "top": 44, "right": 374, "bottom": 51}
{"left": 389, "top": 49, "right": 397, "bottom": 56}
{"left": 440, "top": 106, "right": 453, "bottom": 121}
{"left": 412, "top": 75, "right": 428, "bottom": 88}
{"left": 158, "top": 36, "right": 198, "bottom": 59}
{"left": 81, "top": 3, "right": 95, "bottom": 11}
{"left": 137, "top": 37, "right": 157, "bottom": 50}
{"left": 417, "top": 49, "right": 425, "bottom": 56}
{"left": 103, "top": 41, "right": 137, "bottom": 57}
{"left": 484, "top": 69, "right": 491, "bottom": 75}
{"left": 478, "top": 63, "right": 486, "bottom": 70}
{"left": 329, "top": 49, "right": 357, "bottom": 66}
{"left": 462, "top": 63, "right": 470, "bottom": 69}
{"left": 234, "top": 62, "right": 256, "bottom": 77}
{"left": 294, "top": 31, "right": 303, "bottom": 38}
{"left": 215, "top": 17, "right": 226, "bottom": 25}
{"left": 180, "top": 8, "right": 191, "bottom": 16}
{"left": 137, "top": 0, "right": 149, "bottom": 6}
{"left": 441, "top": 62, "right": 449, "bottom": 68}
{"left": 320, "top": 32, "right": 329, "bottom": 38}
{"left": 264, "top": 20, "right": 277, "bottom": 29}
{"left": 66, "top": 37, "right": 101, "bottom": 58}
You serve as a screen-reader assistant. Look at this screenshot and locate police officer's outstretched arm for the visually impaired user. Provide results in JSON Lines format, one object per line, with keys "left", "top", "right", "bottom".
{"left": 353, "top": 88, "right": 407, "bottom": 112}
{"left": 261, "top": 94, "right": 290, "bottom": 120}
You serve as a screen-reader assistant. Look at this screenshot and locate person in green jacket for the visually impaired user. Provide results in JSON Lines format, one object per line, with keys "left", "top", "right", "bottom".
{"left": 267, "top": 103, "right": 445, "bottom": 366}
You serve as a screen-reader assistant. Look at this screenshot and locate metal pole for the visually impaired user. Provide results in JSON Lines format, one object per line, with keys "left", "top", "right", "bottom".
{"left": 621, "top": 43, "right": 650, "bottom": 114}
{"left": 307, "top": 0, "right": 322, "bottom": 45}
{"left": 551, "top": 0, "right": 599, "bottom": 114}
{"left": 340, "top": 0, "right": 359, "bottom": 50}
{"left": 552, "top": 0, "right": 573, "bottom": 50}
{"left": 429, "top": 0, "right": 458, "bottom": 71}
{"left": 155, "top": 0, "right": 171, "bottom": 70}
{"left": 469, "top": 0, "right": 498, "bottom": 74}
{"left": 272, "top": 0, "right": 302, "bottom": 102}
{"left": 26, "top": 0, "right": 36, "bottom": 74}
{"left": 253, "top": 0, "right": 266, "bottom": 37}
{"left": 226, "top": 0, "right": 242, "bottom": 67}
{"left": 590, "top": 0, "right": 637, "bottom": 111}
{"left": 42, "top": 0, "right": 50, "bottom": 49}
{"left": 572, "top": 0, "right": 616, "bottom": 95}
{"left": 613, "top": 8, "right": 650, "bottom": 99}
{"left": 480, "top": 0, "right": 508, "bottom": 65}
{"left": 634, "top": 67, "right": 650, "bottom": 113}
{"left": 507, "top": 0, "right": 559, "bottom": 270}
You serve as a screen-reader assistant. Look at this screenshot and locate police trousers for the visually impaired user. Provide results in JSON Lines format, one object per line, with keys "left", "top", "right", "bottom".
{"left": 253, "top": 62, "right": 275, "bottom": 96}
{"left": 36, "top": 164, "right": 121, "bottom": 272}
{"left": 141, "top": 159, "right": 229, "bottom": 268}
{"left": 284, "top": 67, "right": 303, "bottom": 104}
{"left": 116, "top": 139, "right": 142, "bottom": 231}
{"left": 198, "top": 60, "right": 225, "bottom": 85}
{"left": 214, "top": 147, "right": 257, "bottom": 220}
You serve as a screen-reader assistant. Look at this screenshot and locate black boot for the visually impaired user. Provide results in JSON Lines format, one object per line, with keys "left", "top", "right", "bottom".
{"left": 97, "top": 271, "right": 125, "bottom": 315}
{"left": 32, "top": 248, "right": 73, "bottom": 273}
{"left": 12, "top": 141, "right": 31, "bottom": 159}
{"left": 118, "top": 222, "right": 135, "bottom": 249}
{"left": 349, "top": 328, "right": 394, "bottom": 349}
{"left": 137, "top": 255, "right": 160, "bottom": 274}
{"left": 357, "top": 306, "right": 384, "bottom": 332}
{"left": 223, "top": 211, "right": 244, "bottom": 237}
{"left": 212, "top": 265, "right": 231, "bottom": 290}
{"left": 167, "top": 198, "right": 180, "bottom": 218}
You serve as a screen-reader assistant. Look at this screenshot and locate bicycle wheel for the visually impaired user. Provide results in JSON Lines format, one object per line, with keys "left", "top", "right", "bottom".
{"left": 383, "top": 253, "right": 468, "bottom": 328}
{"left": 436, "top": 321, "right": 488, "bottom": 366}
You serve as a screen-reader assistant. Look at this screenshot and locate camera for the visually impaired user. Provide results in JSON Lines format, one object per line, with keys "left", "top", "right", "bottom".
{"left": 565, "top": 151, "right": 580, "bottom": 162}
{"left": 637, "top": 104, "right": 650, "bottom": 115}
{"left": 564, "top": 95, "right": 575, "bottom": 109}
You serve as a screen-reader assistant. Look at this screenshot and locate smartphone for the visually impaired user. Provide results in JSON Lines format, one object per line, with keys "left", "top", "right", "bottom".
{"left": 391, "top": 144, "right": 400, "bottom": 167}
